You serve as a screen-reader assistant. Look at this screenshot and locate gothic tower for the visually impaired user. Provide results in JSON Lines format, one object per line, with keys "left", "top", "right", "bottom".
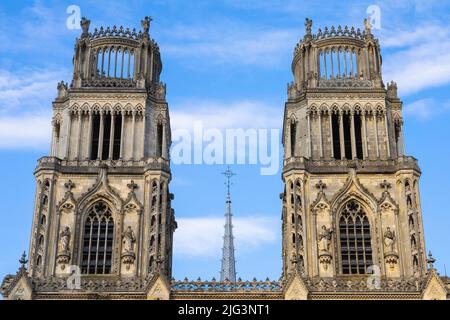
{"left": 281, "top": 19, "right": 428, "bottom": 283}
{"left": 3, "top": 17, "right": 176, "bottom": 299}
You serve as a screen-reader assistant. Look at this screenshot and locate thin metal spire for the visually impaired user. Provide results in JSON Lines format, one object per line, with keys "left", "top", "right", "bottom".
{"left": 220, "top": 166, "right": 236, "bottom": 282}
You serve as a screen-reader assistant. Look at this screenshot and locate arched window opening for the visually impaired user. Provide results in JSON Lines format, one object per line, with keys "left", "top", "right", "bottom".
{"left": 292, "top": 233, "right": 296, "bottom": 244}
{"left": 101, "top": 113, "right": 112, "bottom": 160}
{"left": 150, "top": 215, "right": 156, "bottom": 227}
{"left": 149, "top": 255, "right": 155, "bottom": 270}
{"left": 332, "top": 112, "right": 341, "bottom": 159}
{"left": 90, "top": 113, "right": 100, "bottom": 160}
{"left": 354, "top": 113, "right": 363, "bottom": 159}
{"left": 407, "top": 195, "right": 413, "bottom": 210}
{"left": 290, "top": 122, "right": 296, "bottom": 156}
{"left": 410, "top": 235, "right": 417, "bottom": 249}
{"left": 81, "top": 201, "right": 114, "bottom": 274}
{"left": 113, "top": 114, "right": 122, "bottom": 160}
{"left": 38, "top": 235, "right": 44, "bottom": 247}
{"left": 412, "top": 255, "right": 419, "bottom": 269}
{"left": 408, "top": 215, "right": 414, "bottom": 228}
{"left": 150, "top": 235, "right": 155, "bottom": 247}
{"left": 97, "top": 49, "right": 103, "bottom": 77}
{"left": 157, "top": 123, "right": 163, "bottom": 157}
{"left": 339, "top": 200, "right": 373, "bottom": 275}
{"left": 40, "top": 214, "right": 46, "bottom": 226}
{"left": 319, "top": 51, "right": 325, "bottom": 79}
{"left": 291, "top": 213, "right": 295, "bottom": 224}
{"left": 343, "top": 113, "right": 352, "bottom": 159}
{"left": 41, "top": 195, "right": 48, "bottom": 206}
{"left": 36, "top": 255, "right": 42, "bottom": 266}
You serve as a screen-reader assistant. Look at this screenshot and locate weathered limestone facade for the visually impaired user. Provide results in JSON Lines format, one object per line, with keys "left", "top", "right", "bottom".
{"left": 1, "top": 17, "right": 448, "bottom": 300}
{"left": 279, "top": 18, "right": 448, "bottom": 300}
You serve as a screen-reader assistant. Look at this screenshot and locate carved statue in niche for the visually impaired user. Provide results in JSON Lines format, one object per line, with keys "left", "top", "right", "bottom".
{"left": 56, "top": 226, "right": 72, "bottom": 269}
{"left": 122, "top": 226, "right": 136, "bottom": 254}
{"left": 318, "top": 225, "right": 333, "bottom": 253}
{"left": 121, "top": 226, "right": 137, "bottom": 270}
{"left": 59, "top": 226, "right": 71, "bottom": 253}
{"left": 383, "top": 227, "right": 396, "bottom": 252}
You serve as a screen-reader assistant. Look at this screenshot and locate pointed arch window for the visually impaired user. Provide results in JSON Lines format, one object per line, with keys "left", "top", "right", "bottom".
{"left": 339, "top": 200, "right": 373, "bottom": 274}
{"left": 81, "top": 201, "right": 114, "bottom": 274}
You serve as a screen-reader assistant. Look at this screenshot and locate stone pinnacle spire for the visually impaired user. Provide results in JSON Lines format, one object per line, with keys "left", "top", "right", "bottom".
{"left": 220, "top": 166, "right": 236, "bottom": 282}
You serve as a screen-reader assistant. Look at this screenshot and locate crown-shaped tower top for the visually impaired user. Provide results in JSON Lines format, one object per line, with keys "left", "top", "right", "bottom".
{"left": 289, "top": 18, "right": 383, "bottom": 98}
{"left": 72, "top": 17, "right": 162, "bottom": 90}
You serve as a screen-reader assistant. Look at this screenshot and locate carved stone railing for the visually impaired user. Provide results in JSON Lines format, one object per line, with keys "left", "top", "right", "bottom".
{"left": 81, "top": 78, "right": 136, "bottom": 88}
{"left": 318, "top": 78, "right": 373, "bottom": 88}
{"left": 283, "top": 156, "right": 420, "bottom": 173}
{"left": 304, "top": 276, "right": 427, "bottom": 292}
{"left": 171, "top": 278, "right": 282, "bottom": 292}
{"left": 89, "top": 26, "right": 143, "bottom": 41}
{"left": 33, "top": 276, "right": 150, "bottom": 292}
{"left": 36, "top": 157, "right": 170, "bottom": 173}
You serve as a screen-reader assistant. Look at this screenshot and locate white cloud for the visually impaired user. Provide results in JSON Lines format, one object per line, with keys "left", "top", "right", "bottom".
{"left": 171, "top": 100, "right": 281, "bottom": 131}
{"left": 382, "top": 23, "right": 450, "bottom": 95}
{"left": 162, "top": 23, "right": 297, "bottom": 67}
{"left": 403, "top": 98, "right": 450, "bottom": 120}
{"left": 0, "top": 67, "right": 67, "bottom": 150}
{"left": 174, "top": 216, "right": 278, "bottom": 258}
{"left": 0, "top": 115, "right": 51, "bottom": 149}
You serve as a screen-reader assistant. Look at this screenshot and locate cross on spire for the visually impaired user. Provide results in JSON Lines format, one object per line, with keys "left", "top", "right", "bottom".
{"left": 221, "top": 166, "right": 236, "bottom": 195}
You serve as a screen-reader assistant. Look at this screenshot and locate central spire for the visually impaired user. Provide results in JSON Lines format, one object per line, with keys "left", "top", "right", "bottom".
{"left": 220, "top": 166, "right": 237, "bottom": 282}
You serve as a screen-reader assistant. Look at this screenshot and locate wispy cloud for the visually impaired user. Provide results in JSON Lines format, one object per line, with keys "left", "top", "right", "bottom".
{"left": 174, "top": 216, "right": 278, "bottom": 258}
{"left": 382, "top": 23, "right": 450, "bottom": 95}
{"left": 171, "top": 100, "right": 281, "bottom": 131}
{"left": 403, "top": 98, "right": 450, "bottom": 120}
{"left": 0, "top": 67, "right": 67, "bottom": 150}
{"left": 0, "top": 115, "right": 51, "bottom": 149}
{"left": 161, "top": 23, "right": 297, "bottom": 67}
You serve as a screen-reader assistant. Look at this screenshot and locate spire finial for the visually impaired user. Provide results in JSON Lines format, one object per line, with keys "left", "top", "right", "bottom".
{"left": 427, "top": 251, "right": 436, "bottom": 271}
{"left": 221, "top": 165, "right": 236, "bottom": 195}
{"left": 19, "top": 251, "right": 28, "bottom": 271}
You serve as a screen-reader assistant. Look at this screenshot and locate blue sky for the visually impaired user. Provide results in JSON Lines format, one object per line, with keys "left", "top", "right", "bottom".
{"left": 1, "top": 0, "right": 450, "bottom": 281}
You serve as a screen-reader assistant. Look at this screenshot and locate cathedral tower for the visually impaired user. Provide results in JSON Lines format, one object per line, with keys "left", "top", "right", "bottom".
{"left": 2, "top": 17, "right": 176, "bottom": 299}
{"left": 281, "top": 19, "right": 428, "bottom": 283}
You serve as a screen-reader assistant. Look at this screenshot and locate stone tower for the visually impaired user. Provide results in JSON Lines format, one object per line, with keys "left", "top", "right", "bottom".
{"left": 2, "top": 17, "right": 177, "bottom": 299}
{"left": 281, "top": 18, "right": 428, "bottom": 283}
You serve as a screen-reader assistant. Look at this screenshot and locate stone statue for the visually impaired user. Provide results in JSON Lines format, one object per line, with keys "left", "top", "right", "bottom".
{"left": 384, "top": 227, "right": 396, "bottom": 252}
{"left": 80, "top": 17, "right": 90, "bottom": 38}
{"left": 364, "top": 18, "right": 372, "bottom": 33}
{"left": 318, "top": 225, "right": 333, "bottom": 252}
{"left": 59, "top": 226, "right": 71, "bottom": 252}
{"left": 305, "top": 18, "right": 312, "bottom": 35}
{"left": 122, "top": 226, "right": 136, "bottom": 253}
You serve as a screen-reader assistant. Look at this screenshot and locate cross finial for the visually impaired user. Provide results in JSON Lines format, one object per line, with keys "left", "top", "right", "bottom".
{"left": 64, "top": 180, "right": 75, "bottom": 192}
{"left": 316, "top": 180, "right": 327, "bottom": 193}
{"left": 427, "top": 251, "right": 436, "bottom": 270}
{"left": 221, "top": 166, "right": 236, "bottom": 195}
{"left": 380, "top": 180, "right": 391, "bottom": 192}
{"left": 127, "top": 180, "right": 138, "bottom": 192}
{"left": 19, "top": 251, "right": 28, "bottom": 271}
